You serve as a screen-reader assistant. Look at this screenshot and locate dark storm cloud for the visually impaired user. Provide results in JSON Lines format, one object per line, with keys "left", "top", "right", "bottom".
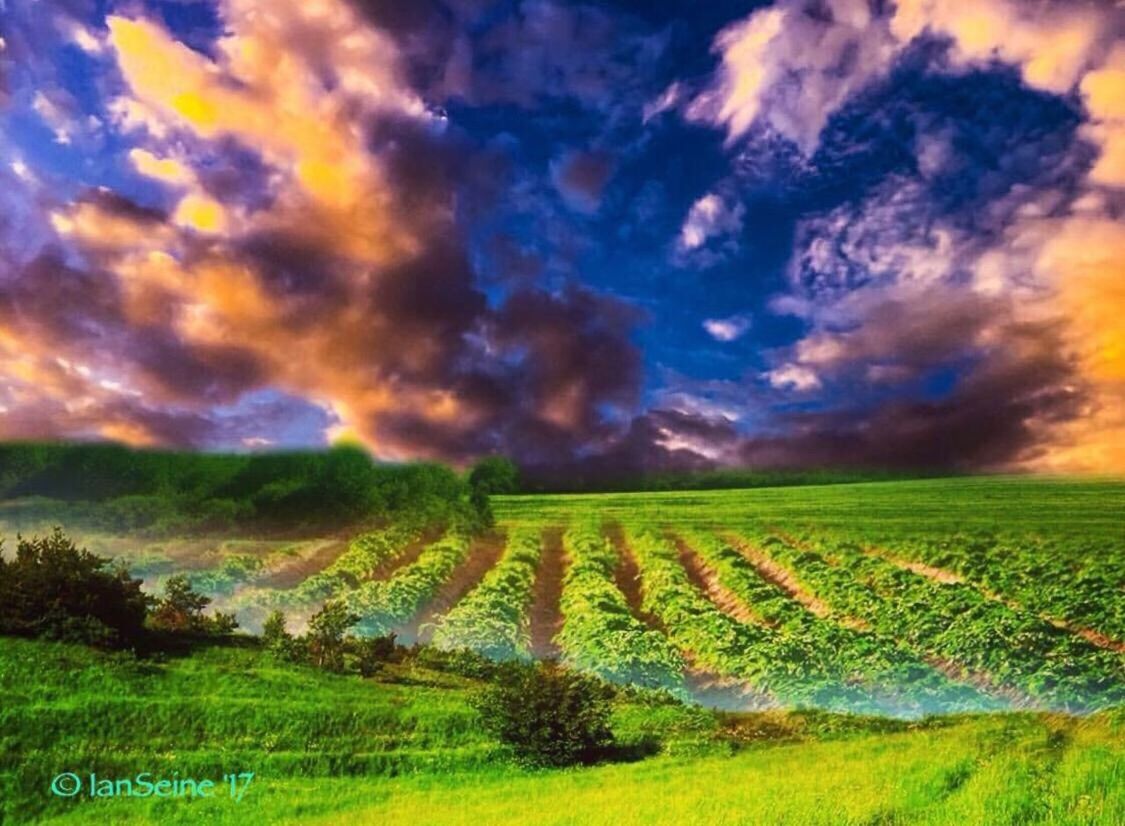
{"left": 347, "top": 0, "right": 671, "bottom": 113}
{"left": 737, "top": 323, "right": 1085, "bottom": 471}
{"left": 127, "top": 329, "right": 266, "bottom": 404}
{"left": 488, "top": 284, "right": 644, "bottom": 460}
{"left": 0, "top": 249, "right": 123, "bottom": 335}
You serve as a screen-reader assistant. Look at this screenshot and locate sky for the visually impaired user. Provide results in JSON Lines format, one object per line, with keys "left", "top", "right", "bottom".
{"left": 0, "top": 0, "right": 1123, "bottom": 476}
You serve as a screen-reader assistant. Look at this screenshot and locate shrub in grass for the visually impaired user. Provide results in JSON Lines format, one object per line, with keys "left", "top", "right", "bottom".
{"left": 474, "top": 662, "right": 615, "bottom": 767}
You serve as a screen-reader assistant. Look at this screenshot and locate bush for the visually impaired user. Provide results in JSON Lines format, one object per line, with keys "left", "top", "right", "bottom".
{"left": 0, "top": 528, "right": 150, "bottom": 647}
{"left": 262, "top": 609, "right": 291, "bottom": 650}
{"left": 474, "top": 662, "right": 616, "bottom": 767}
{"left": 149, "top": 575, "right": 238, "bottom": 636}
{"left": 347, "top": 634, "right": 398, "bottom": 678}
{"left": 306, "top": 601, "right": 359, "bottom": 672}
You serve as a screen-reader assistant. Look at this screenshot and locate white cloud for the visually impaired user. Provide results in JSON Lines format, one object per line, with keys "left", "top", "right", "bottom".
{"left": 687, "top": 0, "right": 1121, "bottom": 155}
{"left": 678, "top": 192, "right": 744, "bottom": 251}
{"left": 32, "top": 92, "right": 73, "bottom": 145}
{"left": 643, "top": 81, "right": 683, "bottom": 123}
{"left": 788, "top": 177, "right": 963, "bottom": 301}
{"left": 686, "top": 0, "right": 897, "bottom": 152}
{"left": 766, "top": 363, "right": 821, "bottom": 391}
{"left": 9, "top": 159, "right": 34, "bottom": 184}
{"left": 66, "top": 23, "right": 104, "bottom": 54}
{"left": 703, "top": 313, "right": 752, "bottom": 342}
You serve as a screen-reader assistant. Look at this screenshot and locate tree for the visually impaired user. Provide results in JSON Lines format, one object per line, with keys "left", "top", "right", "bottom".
{"left": 305, "top": 601, "right": 358, "bottom": 672}
{"left": 467, "top": 456, "right": 520, "bottom": 496}
{"left": 467, "top": 456, "right": 519, "bottom": 526}
{"left": 209, "top": 610, "right": 239, "bottom": 635}
{"left": 348, "top": 633, "right": 397, "bottom": 678}
{"left": 150, "top": 575, "right": 211, "bottom": 633}
{"left": 150, "top": 575, "right": 237, "bottom": 636}
{"left": 474, "top": 662, "right": 615, "bottom": 767}
{"left": 0, "top": 528, "right": 150, "bottom": 647}
{"left": 261, "top": 610, "right": 290, "bottom": 649}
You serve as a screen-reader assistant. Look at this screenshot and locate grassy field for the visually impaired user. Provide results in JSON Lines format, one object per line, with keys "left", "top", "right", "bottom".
{"left": 3, "top": 477, "right": 1123, "bottom": 823}
{"left": 2, "top": 637, "right": 1122, "bottom": 825}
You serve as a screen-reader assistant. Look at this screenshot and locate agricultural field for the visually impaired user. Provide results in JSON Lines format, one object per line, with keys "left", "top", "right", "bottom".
{"left": 3, "top": 476, "right": 1124, "bottom": 824}
{"left": 6, "top": 477, "right": 1121, "bottom": 714}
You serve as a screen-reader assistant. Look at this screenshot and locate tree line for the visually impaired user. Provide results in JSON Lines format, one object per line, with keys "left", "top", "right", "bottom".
{"left": 0, "top": 442, "right": 519, "bottom": 533}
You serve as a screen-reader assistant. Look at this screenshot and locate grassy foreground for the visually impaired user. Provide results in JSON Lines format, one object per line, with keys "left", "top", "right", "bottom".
{"left": 2, "top": 637, "right": 1122, "bottom": 825}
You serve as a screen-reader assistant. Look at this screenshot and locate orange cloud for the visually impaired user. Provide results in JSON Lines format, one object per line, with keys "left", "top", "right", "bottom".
{"left": 71, "top": 3, "right": 481, "bottom": 455}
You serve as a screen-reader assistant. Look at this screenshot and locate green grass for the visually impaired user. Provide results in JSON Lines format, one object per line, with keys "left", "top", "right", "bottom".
{"left": 4, "top": 477, "right": 1124, "bottom": 822}
{"left": 2, "top": 638, "right": 1121, "bottom": 825}
{"left": 493, "top": 476, "right": 1125, "bottom": 537}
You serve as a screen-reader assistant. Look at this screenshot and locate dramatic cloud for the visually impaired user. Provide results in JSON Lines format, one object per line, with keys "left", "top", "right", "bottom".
{"left": 678, "top": 193, "right": 744, "bottom": 251}
{"left": 678, "top": 0, "right": 1125, "bottom": 472}
{"left": 2, "top": 0, "right": 1123, "bottom": 476}
{"left": 0, "top": 0, "right": 645, "bottom": 463}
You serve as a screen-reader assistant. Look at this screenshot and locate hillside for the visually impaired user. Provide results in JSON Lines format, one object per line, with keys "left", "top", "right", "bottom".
{"left": 2, "top": 637, "right": 1122, "bottom": 825}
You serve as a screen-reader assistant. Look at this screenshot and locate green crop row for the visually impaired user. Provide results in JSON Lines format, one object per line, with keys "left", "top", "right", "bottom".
{"left": 626, "top": 525, "right": 999, "bottom": 714}
{"left": 737, "top": 528, "right": 1125, "bottom": 711}
{"left": 186, "top": 553, "right": 264, "bottom": 595}
{"left": 868, "top": 531, "right": 1125, "bottom": 644}
{"left": 344, "top": 533, "right": 471, "bottom": 635}
{"left": 429, "top": 526, "right": 542, "bottom": 660}
{"left": 284, "top": 521, "right": 427, "bottom": 604}
{"left": 676, "top": 529, "right": 991, "bottom": 714}
{"left": 556, "top": 521, "right": 685, "bottom": 692}
{"left": 625, "top": 525, "right": 836, "bottom": 709}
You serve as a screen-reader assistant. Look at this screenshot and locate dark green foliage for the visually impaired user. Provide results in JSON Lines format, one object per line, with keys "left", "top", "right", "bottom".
{"left": 306, "top": 601, "right": 360, "bottom": 672}
{"left": 474, "top": 662, "right": 616, "bottom": 767}
{"left": 267, "top": 604, "right": 398, "bottom": 675}
{"left": 262, "top": 609, "right": 291, "bottom": 650}
{"left": 467, "top": 456, "right": 520, "bottom": 525}
{"left": 150, "top": 575, "right": 238, "bottom": 637}
{"left": 348, "top": 634, "right": 398, "bottom": 678}
{"left": 0, "top": 441, "right": 480, "bottom": 534}
{"left": 414, "top": 645, "right": 503, "bottom": 680}
{"left": 0, "top": 528, "right": 150, "bottom": 647}
{"left": 468, "top": 457, "right": 519, "bottom": 496}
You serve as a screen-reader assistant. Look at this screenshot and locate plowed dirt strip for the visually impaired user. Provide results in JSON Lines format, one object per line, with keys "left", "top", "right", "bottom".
{"left": 865, "top": 547, "right": 1125, "bottom": 655}
{"left": 364, "top": 525, "right": 446, "bottom": 583}
{"left": 399, "top": 531, "right": 507, "bottom": 645}
{"left": 669, "top": 534, "right": 773, "bottom": 628}
{"left": 607, "top": 524, "right": 772, "bottom": 710}
{"left": 528, "top": 527, "right": 566, "bottom": 659}
{"left": 605, "top": 523, "right": 667, "bottom": 632}
{"left": 721, "top": 533, "right": 870, "bottom": 632}
{"left": 256, "top": 538, "right": 350, "bottom": 589}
